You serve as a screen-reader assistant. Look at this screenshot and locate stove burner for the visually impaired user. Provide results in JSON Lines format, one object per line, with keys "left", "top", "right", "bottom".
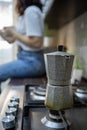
{"left": 74, "top": 86, "right": 87, "bottom": 105}
{"left": 41, "top": 110, "right": 70, "bottom": 129}
{"left": 76, "top": 86, "right": 87, "bottom": 93}
{"left": 33, "top": 87, "right": 46, "bottom": 95}
{"left": 30, "top": 86, "right": 46, "bottom": 100}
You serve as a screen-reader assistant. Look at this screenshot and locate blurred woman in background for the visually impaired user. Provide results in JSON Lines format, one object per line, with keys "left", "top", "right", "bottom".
{"left": 0, "top": 0, "right": 46, "bottom": 83}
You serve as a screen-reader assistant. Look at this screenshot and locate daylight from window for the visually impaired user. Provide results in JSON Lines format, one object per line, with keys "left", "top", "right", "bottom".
{"left": 0, "top": 0, "right": 13, "bottom": 45}
{"left": 0, "top": 0, "right": 13, "bottom": 64}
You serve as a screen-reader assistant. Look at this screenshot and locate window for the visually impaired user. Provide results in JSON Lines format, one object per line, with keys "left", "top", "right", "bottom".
{"left": 0, "top": 0, "right": 13, "bottom": 30}
{"left": 0, "top": 0, "right": 13, "bottom": 65}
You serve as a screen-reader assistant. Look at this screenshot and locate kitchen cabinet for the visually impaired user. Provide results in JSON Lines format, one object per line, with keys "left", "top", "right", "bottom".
{"left": 45, "top": 0, "right": 87, "bottom": 29}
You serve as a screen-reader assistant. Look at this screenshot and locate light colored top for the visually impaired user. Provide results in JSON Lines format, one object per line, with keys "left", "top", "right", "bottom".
{"left": 16, "top": 5, "right": 44, "bottom": 51}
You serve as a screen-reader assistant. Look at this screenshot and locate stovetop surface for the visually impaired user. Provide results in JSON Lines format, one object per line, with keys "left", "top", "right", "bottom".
{"left": 23, "top": 82, "right": 87, "bottom": 130}
{"left": 23, "top": 106, "right": 87, "bottom": 130}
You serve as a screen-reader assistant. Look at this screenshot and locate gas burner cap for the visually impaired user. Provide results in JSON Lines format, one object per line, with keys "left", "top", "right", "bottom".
{"left": 74, "top": 87, "right": 87, "bottom": 102}
{"left": 33, "top": 87, "right": 46, "bottom": 96}
{"left": 30, "top": 91, "right": 46, "bottom": 100}
{"left": 76, "top": 87, "right": 87, "bottom": 94}
{"left": 41, "top": 114, "right": 70, "bottom": 129}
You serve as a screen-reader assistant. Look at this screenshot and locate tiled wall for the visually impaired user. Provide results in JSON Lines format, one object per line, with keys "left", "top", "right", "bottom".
{"left": 56, "top": 12, "right": 87, "bottom": 78}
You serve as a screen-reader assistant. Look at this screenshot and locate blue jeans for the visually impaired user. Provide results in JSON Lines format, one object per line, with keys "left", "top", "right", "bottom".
{"left": 0, "top": 50, "right": 46, "bottom": 82}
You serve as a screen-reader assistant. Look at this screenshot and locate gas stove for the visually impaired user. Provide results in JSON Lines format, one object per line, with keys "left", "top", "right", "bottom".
{"left": 0, "top": 84, "right": 87, "bottom": 130}
{"left": 23, "top": 85, "right": 87, "bottom": 130}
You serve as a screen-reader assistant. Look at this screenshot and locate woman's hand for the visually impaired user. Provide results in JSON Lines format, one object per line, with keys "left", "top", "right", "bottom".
{"left": 3, "top": 26, "right": 15, "bottom": 37}
{"left": 0, "top": 26, "right": 43, "bottom": 49}
{"left": 0, "top": 27, "right": 16, "bottom": 43}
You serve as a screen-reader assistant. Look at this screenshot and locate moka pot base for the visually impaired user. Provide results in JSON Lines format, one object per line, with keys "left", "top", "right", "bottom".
{"left": 45, "top": 84, "right": 73, "bottom": 110}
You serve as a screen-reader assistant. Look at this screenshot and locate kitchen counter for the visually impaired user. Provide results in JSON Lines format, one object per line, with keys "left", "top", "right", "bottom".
{"left": 45, "top": 0, "right": 87, "bottom": 29}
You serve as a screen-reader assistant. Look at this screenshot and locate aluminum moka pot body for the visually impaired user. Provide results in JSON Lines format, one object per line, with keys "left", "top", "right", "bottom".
{"left": 44, "top": 51, "right": 74, "bottom": 110}
{"left": 44, "top": 51, "right": 74, "bottom": 86}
